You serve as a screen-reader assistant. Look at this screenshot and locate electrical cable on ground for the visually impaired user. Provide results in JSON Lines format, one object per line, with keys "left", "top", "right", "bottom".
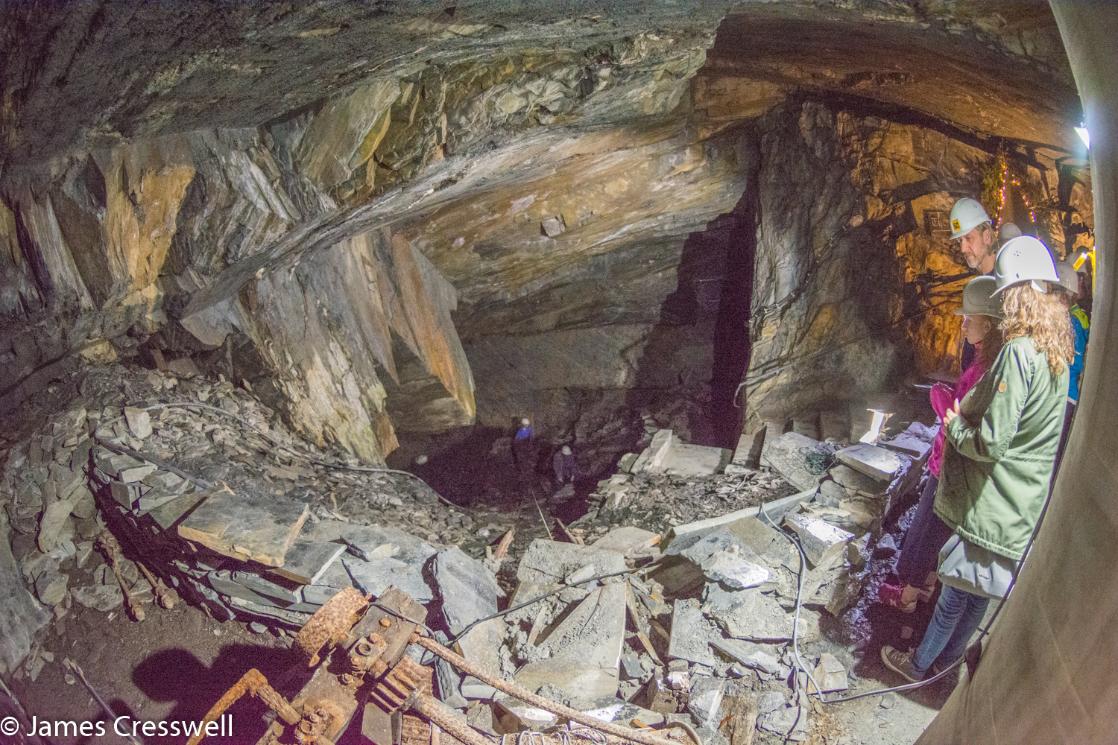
{"left": 752, "top": 458, "right": 1056, "bottom": 712}
{"left": 445, "top": 563, "right": 658, "bottom": 645}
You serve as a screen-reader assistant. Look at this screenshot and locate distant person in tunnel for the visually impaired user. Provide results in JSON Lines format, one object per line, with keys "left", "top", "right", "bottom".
{"left": 552, "top": 444, "right": 577, "bottom": 485}
{"left": 950, "top": 197, "right": 998, "bottom": 370}
{"left": 879, "top": 275, "right": 1004, "bottom": 613}
{"left": 882, "top": 236, "right": 1073, "bottom": 683}
{"left": 511, "top": 417, "right": 534, "bottom": 474}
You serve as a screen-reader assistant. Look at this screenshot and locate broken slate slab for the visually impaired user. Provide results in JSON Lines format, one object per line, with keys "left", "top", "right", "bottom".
{"left": 591, "top": 526, "right": 660, "bottom": 557}
{"left": 783, "top": 512, "right": 854, "bottom": 567}
{"left": 667, "top": 598, "right": 719, "bottom": 666}
{"left": 1, "top": 518, "right": 51, "bottom": 674}
{"left": 700, "top": 551, "right": 770, "bottom": 590}
{"left": 665, "top": 488, "right": 817, "bottom": 545}
{"left": 880, "top": 434, "right": 932, "bottom": 460}
{"left": 658, "top": 441, "right": 731, "bottom": 477}
{"left": 340, "top": 555, "right": 433, "bottom": 604}
{"left": 710, "top": 638, "right": 784, "bottom": 677}
{"left": 177, "top": 489, "right": 309, "bottom": 567}
{"left": 517, "top": 583, "right": 627, "bottom": 700}
{"left": 688, "top": 676, "right": 726, "bottom": 728}
{"left": 809, "top": 653, "right": 849, "bottom": 693}
{"left": 146, "top": 490, "right": 209, "bottom": 530}
{"left": 432, "top": 547, "right": 506, "bottom": 684}
{"left": 827, "top": 464, "right": 883, "bottom": 496}
{"left": 702, "top": 584, "right": 795, "bottom": 642}
{"left": 513, "top": 539, "right": 626, "bottom": 603}
{"left": 760, "top": 432, "right": 828, "bottom": 491}
{"left": 834, "top": 443, "right": 907, "bottom": 483}
{"left": 37, "top": 498, "right": 77, "bottom": 553}
{"left": 270, "top": 540, "right": 347, "bottom": 585}
{"left": 433, "top": 547, "right": 499, "bottom": 632}
{"left": 494, "top": 698, "right": 558, "bottom": 732}
{"left": 72, "top": 583, "right": 124, "bottom": 612}
{"left": 630, "top": 429, "right": 673, "bottom": 474}
{"left": 303, "top": 521, "right": 437, "bottom": 568}
{"left": 124, "top": 407, "right": 152, "bottom": 439}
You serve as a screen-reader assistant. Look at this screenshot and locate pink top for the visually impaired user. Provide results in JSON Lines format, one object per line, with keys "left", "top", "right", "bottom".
{"left": 927, "top": 355, "right": 989, "bottom": 477}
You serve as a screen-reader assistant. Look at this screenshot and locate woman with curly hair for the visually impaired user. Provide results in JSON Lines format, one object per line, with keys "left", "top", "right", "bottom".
{"left": 882, "top": 236, "right": 1073, "bottom": 683}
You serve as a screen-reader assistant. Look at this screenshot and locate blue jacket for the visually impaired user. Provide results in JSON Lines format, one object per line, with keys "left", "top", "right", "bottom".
{"left": 1068, "top": 305, "right": 1089, "bottom": 403}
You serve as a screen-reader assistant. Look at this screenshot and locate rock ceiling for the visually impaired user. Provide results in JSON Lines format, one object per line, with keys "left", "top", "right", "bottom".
{"left": 0, "top": 0, "right": 1086, "bottom": 461}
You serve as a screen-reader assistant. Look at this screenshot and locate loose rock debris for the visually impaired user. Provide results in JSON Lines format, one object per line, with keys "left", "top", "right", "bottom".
{"left": 0, "top": 363, "right": 935, "bottom": 744}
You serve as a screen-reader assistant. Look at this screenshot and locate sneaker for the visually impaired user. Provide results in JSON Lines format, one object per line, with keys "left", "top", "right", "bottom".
{"left": 880, "top": 645, "right": 926, "bottom": 683}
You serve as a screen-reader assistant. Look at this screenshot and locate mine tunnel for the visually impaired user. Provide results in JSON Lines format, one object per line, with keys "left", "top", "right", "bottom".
{"left": 0, "top": 2, "right": 1114, "bottom": 743}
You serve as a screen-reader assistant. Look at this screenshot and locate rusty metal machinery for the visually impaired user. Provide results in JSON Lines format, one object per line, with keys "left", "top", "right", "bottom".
{"left": 190, "top": 587, "right": 692, "bottom": 745}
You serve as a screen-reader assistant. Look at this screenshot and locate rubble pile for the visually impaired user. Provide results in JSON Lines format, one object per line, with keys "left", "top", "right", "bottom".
{"left": 0, "top": 364, "right": 519, "bottom": 679}
{"left": 578, "top": 429, "right": 799, "bottom": 536}
{"left": 1, "top": 359, "right": 936, "bottom": 743}
{"left": 415, "top": 422, "right": 935, "bottom": 744}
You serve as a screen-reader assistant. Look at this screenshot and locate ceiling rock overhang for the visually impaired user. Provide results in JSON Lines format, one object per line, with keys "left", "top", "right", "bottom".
{"left": 0, "top": 0, "right": 1085, "bottom": 461}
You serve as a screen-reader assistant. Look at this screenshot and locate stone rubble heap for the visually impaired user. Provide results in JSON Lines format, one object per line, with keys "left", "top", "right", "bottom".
{"left": 1, "top": 360, "right": 935, "bottom": 744}
{"left": 417, "top": 422, "right": 934, "bottom": 744}
{"left": 577, "top": 428, "right": 798, "bottom": 536}
{"left": 0, "top": 364, "right": 517, "bottom": 679}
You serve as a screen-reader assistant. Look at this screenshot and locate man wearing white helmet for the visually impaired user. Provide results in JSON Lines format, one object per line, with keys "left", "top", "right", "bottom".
{"left": 949, "top": 197, "right": 998, "bottom": 275}
{"left": 512, "top": 416, "right": 534, "bottom": 472}
{"left": 552, "top": 444, "right": 576, "bottom": 485}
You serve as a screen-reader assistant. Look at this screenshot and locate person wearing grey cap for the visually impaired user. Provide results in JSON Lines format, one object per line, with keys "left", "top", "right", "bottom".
{"left": 879, "top": 276, "right": 1004, "bottom": 613}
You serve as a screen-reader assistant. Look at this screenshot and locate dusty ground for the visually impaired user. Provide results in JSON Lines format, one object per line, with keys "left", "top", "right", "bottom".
{"left": 10, "top": 600, "right": 298, "bottom": 745}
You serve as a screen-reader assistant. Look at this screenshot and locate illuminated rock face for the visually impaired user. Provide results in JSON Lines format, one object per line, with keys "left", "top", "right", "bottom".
{"left": 743, "top": 101, "right": 1083, "bottom": 429}
{"left": 0, "top": 1, "right": 1087, "bottom": 459}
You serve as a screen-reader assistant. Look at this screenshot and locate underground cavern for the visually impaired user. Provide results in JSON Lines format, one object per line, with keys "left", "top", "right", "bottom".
{"left": 0, "top": 1, "right": 1115, "bottom": 743}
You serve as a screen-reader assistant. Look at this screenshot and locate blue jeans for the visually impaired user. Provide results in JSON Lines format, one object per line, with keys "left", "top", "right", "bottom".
{"left": 912, "top": 584, "right": 989, "bottom": 673}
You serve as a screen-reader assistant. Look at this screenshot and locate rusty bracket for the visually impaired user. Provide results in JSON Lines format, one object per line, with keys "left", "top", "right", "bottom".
{"left": 187, "top": 668, "right": 300, "bottom": 745}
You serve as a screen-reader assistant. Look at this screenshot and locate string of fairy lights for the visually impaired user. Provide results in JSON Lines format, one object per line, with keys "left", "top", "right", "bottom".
{"left": 981, "top": 149, "right": 1097, "bottom": 288}
{"left": 985, "top": 150, "right": 1039, "bottom": 229}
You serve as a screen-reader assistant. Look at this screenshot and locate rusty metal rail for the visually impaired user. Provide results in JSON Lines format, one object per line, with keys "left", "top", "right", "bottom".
{"left": 412, "top": 636, "right": 687, "bottom": 745}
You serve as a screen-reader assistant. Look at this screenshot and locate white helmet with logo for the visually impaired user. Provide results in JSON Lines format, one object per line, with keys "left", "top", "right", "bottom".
{"left": 949, "top": 198, "right": 992, "bottom": 240}
{"left": 993, "top": 236, "right": 1059, "bottom": 295}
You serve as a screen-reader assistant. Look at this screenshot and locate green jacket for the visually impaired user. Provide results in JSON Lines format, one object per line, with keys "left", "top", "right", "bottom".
{"left": 934, "top": 336, "right": 1069, "bottom": 560}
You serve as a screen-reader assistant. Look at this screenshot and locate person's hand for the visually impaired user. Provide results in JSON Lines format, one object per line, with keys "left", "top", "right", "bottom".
{"left": 944, "top": 399, "right": 961, "bottom": 425}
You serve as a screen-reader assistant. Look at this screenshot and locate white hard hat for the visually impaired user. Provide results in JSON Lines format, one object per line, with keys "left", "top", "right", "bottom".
{"left": 1054, "top": 261, "right": 1081, "bottom": 297}
{"left": 520, "top": 417, "right": 531, "bottom": 426}
{"left": 993, "top": 236, "right": 1058, "bottom": 295}
{"left": 954, "top": 276, "right": 1002, "bottom": 318}
{"left": 998, "top": 222, "right": 1023, "bottom": 242}
{"left": 949, "top": 198, "right": 992, "bottom": 240}
{"left": 561, "top": 445, "right": 572, "bottom": 455}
